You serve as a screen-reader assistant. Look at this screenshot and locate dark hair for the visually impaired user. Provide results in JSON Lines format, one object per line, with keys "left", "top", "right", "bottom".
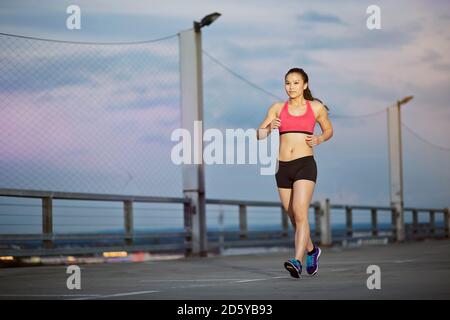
{"left": 285, "top": 68, "right": 329, "bottom": 111}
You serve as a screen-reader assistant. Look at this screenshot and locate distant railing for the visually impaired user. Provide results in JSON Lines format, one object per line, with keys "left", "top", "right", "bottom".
{"left": 204, "top": 198, "right": 324, "bottom": 251}
{"left": 0, "top": 188, "right": 191, "bottom": 256}
{"left": 329, "top": 204, "right": 449, "bottom": 243}
{"left": 0, "top": 188, "right": 449, "bottom": 257}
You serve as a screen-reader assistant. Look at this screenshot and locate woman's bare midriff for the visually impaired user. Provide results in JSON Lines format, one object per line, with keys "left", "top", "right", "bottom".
{"left": 278, "top": 133, "right": 313, "bottom": 161}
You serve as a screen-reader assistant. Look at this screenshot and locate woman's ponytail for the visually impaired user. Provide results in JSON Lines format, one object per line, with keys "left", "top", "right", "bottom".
{"left": 303, "top": 87, "right": 314, "bottom": 101}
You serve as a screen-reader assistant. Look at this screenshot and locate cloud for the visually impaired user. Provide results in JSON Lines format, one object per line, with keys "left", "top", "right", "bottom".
{"left": 298, "top": 26, "right": 417, "bottom": 50}
{"left": 419, "top": 49, "right": 450, "bottom": 72}
{"left": 138, "top": 132, "right": 173, "bottom": 146}
{"left": 297, "top": 11, "right": 346, "bottom": 25}
{"left": 0, "top": 39, "right": 179, "bottom": 94}
{"left": 0, "top": 5, "right": 185, "bottom": 42}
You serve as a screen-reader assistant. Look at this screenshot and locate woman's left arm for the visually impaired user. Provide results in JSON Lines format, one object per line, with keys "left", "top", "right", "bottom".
{"left": 305, "top": 102, "right": 333, "bottom": 147}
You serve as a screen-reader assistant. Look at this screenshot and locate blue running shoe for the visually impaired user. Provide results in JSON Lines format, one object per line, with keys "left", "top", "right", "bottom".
{"left": 306, "top": 246, "right": 322, "bottom": 275}
{"left": 284, "top": 258, "right": 302, "bottom": 278}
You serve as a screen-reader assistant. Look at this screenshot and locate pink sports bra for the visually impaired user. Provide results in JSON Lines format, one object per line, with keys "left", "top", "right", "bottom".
{"left": 278, "top": 99, "right": 316, "bottom": 135}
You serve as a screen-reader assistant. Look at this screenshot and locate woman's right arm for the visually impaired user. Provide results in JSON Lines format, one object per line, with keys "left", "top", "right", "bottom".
{"left": 257, "top": 103, "right": 280, "bottom": 140}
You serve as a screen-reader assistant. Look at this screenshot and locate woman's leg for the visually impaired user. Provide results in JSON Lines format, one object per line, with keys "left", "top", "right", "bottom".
{"left": 277, "top": 187, "right": 295, "bottom": 226}
{"left": 292, "top": 179, "right": 316, "bottom": 263}
{"left": 278, "top": 186, "right": 314, "bottom": 255}
{"left": 277, "top": 187, "right": 298, "bottom": 249}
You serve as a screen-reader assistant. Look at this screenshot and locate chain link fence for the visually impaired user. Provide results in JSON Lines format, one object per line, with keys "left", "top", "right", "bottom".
{"left": 0, "top": 33, "right": 182, "bottom": 197}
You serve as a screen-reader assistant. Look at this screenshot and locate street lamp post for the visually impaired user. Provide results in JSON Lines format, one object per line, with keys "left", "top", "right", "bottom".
{"left": 179, "top": 13, "right": 221, "bottom": 257}
{"left": 387, "top": 96, "right": 413, "bottom": 242}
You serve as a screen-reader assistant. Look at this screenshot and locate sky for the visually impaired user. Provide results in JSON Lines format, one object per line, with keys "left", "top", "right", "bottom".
{"left": 0, "top": 0, "right": 449, "bottom": 233}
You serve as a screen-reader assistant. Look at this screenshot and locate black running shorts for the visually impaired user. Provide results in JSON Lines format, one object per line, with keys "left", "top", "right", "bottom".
{"left": 275, "top": 155, "right": 317, "bottom": 188}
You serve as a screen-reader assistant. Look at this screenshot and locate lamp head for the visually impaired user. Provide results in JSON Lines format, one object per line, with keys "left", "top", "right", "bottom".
{"left": 194, "top": 12, "right": 221, "bottom": 32}
{"left": 398, "top": 96, "right": 414, "bottom": 106}
{"left": 200, "top": 12, "right": 221, "bottom": 27}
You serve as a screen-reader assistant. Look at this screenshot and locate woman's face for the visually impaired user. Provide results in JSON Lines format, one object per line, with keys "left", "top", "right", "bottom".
{"left": 285, "top": 72, "right": 307, "bottom": 99}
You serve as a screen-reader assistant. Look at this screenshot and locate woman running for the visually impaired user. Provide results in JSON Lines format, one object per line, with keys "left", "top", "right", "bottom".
{"left": 257, "top": 68, "right": 333, "bottom": 278}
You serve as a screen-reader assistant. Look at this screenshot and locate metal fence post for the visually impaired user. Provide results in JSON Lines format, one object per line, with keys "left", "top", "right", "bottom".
{"left": 346, "top": 206, "right": 353, "bottom": 237}
{"left": 239, "top": 204, "right": 248, "bottom": 240}
{"left": 281, "top": 206, "right": 289, "bottom": 237}
{"left": 429, "top": 210, "right": 435, "bottom": 235}
{"left": 320, "top": 198, "right": 332, "bottom": 246}
{"left": 183, "top": 198, "right": 193, "bottom": 257}
{"left": 371, "top": 208, "right": 378, "bottom": 236}
{"left": 445, "top": 207, "right": 450, "bottom": 238}
{"left": 412, "top": 209, "right": 418, "bottom": 235}
{"left": 42, "top": 197, "right": 53, "bottom": 249}
{"left": 391, "top": 206, "right": 397, "bottom": 240}
{"left": 314, "top": 202, "right": 321, "bottom": 239}
{"left": 124, "top": 200, "right": 133, "bottom": 246}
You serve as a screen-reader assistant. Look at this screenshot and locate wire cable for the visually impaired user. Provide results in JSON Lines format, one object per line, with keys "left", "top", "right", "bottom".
{"left": 331, "top": 108, "right": 386, "bottom": 119}
{"left": 0, "top": 32, "right": 178, "bottom": 45}
{"left": 202, "top": 49, "right": 282, "bottom": 101}
{"left": 401, "top": 122, "right": 450, "bottom": 152}
{"left": 203, "top": 50, "right": 394, "bottom": 119}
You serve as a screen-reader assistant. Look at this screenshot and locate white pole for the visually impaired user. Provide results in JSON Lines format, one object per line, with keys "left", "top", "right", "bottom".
{"left": 387, "top": 104, "right": 405, "bottom": 241}
{"left": 179, "top": 27, "right": 207, "bottom": 256}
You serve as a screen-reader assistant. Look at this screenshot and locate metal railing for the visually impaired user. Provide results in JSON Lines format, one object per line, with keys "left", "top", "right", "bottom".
{"left": 329, "top": 204, "right": 449, "bottom": 242}
{"left": 0, "top": 189, "right": 191, "bottom": 256}
{"left": 1, "top": 188, "right": 449, "bottom": 257}
{"left": 204, "top": 198, "right": 324, "bottom": 251}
